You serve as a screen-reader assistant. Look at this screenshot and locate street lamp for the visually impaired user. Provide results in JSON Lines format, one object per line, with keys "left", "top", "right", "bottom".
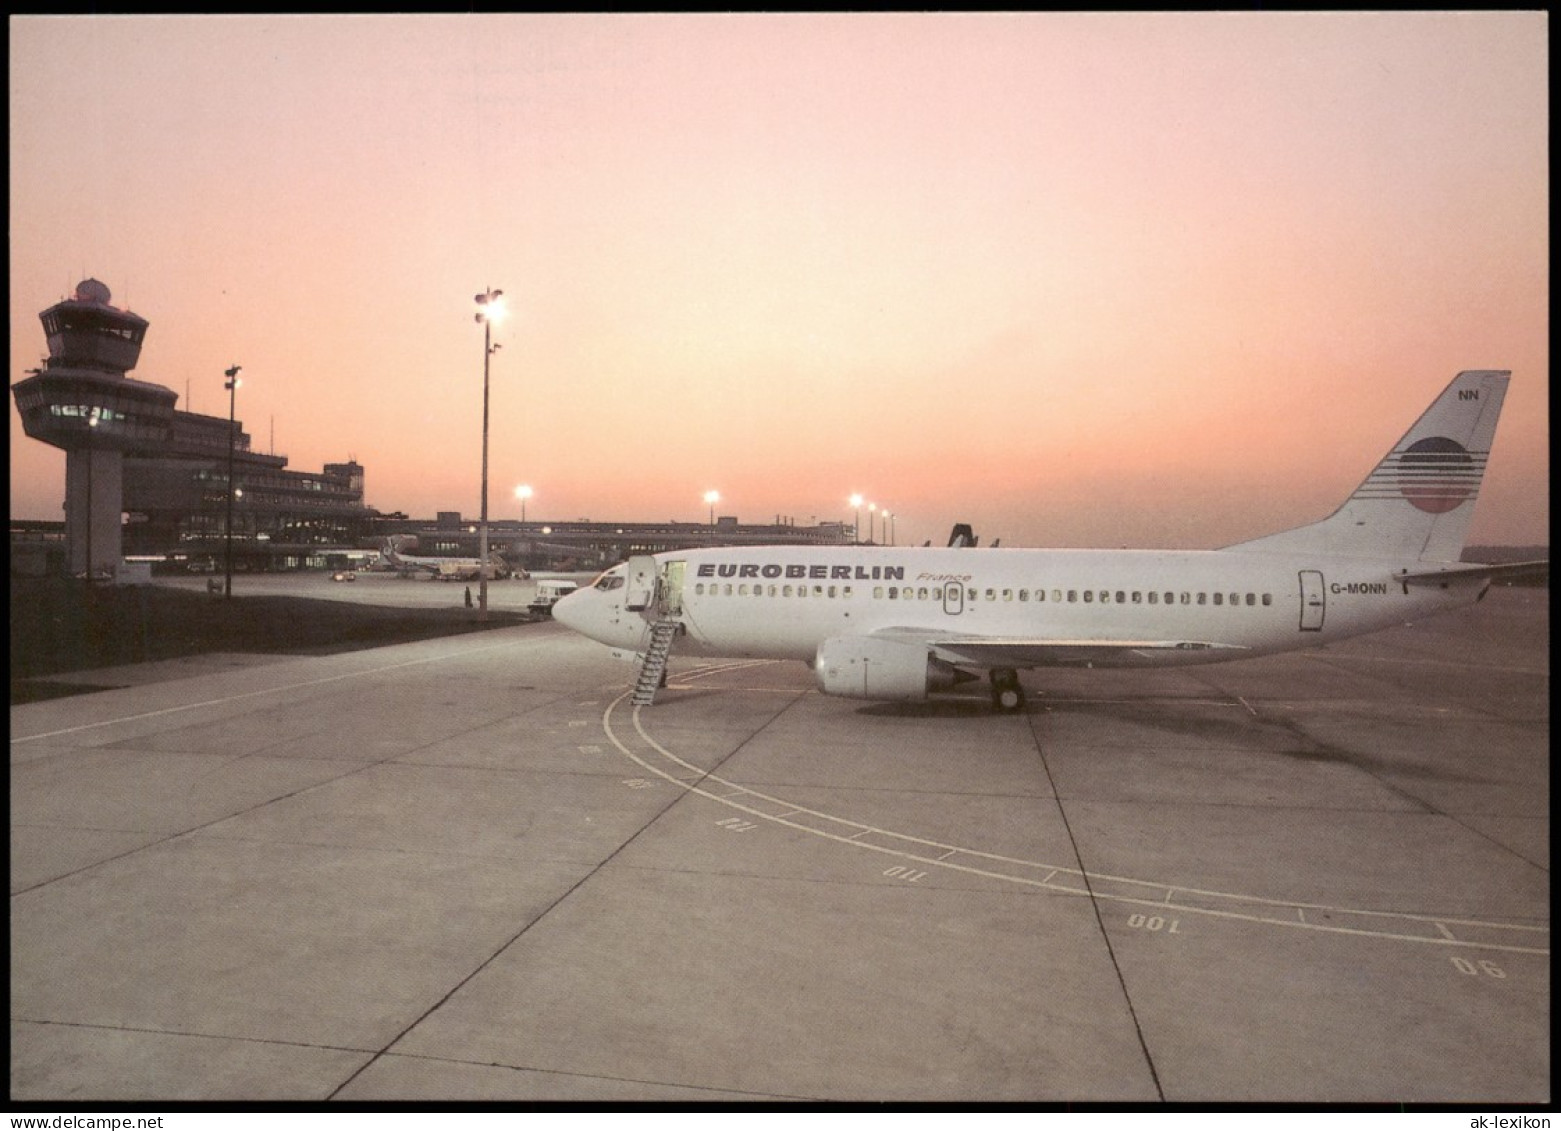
{"left": 868, "top": 503, "right": 878, "bottom": 545}
{"left": 223, "top": 365, "right": 242, "bottom": 599}
{"left": 849, "top": 493, "right": 863, "bottom": 545}
{"left": 883, "top": 511, "right": 895, "bottom": 546}
{"left": 704, "top": 490, "right": 720, "bottom": 537}
{"left": 474, "top": 287, "right": 505, "bottom": 622}
{"left": 515, "top": 484, "right": 532, "bottom": 525}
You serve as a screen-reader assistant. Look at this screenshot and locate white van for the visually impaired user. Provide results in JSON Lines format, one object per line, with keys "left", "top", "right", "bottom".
{"left": 528, "top": 579, "right": 578, "bottom": 616}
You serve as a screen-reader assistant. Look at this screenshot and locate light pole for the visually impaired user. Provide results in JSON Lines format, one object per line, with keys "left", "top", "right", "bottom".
{"left": 849, "top": 493, "right": 863, "bottom": 545}
{"left": 882, "top": 511, "right": 894, "bottom": 546}
{"left": 223, "top": 365, "right": 242, "bottom": 598}
{"left": 868, "top": 503, "right": 878, "bottom": 545}
{"left": 704, "top": 490, "right": 720, "bottom": 539}
{"left": 474, "top": 288, "right": 505, "bottom": 622}
{"left": 515, "top": 484, "right": 532, "bottom": 525}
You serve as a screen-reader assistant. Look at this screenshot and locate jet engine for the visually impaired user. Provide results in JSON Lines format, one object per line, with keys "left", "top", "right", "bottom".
{"left": 814, "top": 634, "right": 975, "bottom": 702}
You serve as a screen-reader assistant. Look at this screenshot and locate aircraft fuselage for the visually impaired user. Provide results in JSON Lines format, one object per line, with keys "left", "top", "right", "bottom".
{"left": 558, "top": 545, "right": 1487, "bottom": 667}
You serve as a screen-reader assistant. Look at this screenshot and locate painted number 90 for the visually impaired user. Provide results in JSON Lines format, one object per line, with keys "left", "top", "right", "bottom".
{"left": 1127, "top": 914, "right": 1180, "bottom": 933}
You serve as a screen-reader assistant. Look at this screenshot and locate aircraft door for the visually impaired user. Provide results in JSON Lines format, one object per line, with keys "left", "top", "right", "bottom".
{"left": 1299, "top": 570, "right": 1325, "bottom": 632}
{"left": 661, "top": 560, "right": 686, "bottom": 617}
{"left": 942, "top": 582, "right": 965, "bottom": 616}
{"left": 624, "top": 555, "right": 659, "bottom": 612}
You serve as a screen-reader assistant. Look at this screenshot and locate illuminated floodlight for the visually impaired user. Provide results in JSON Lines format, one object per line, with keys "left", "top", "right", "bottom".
{"left": 474, "top": 288, "right": 506, "bottom": 324}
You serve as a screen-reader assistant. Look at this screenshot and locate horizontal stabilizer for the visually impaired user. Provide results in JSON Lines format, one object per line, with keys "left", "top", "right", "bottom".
{"left": 1396, "top": 560, "right": 1548, "bottom": 585}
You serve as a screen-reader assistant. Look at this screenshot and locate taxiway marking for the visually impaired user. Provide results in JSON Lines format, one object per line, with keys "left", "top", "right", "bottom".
{"left": 603, "top": 667, "right": 1548, "bottom": 957}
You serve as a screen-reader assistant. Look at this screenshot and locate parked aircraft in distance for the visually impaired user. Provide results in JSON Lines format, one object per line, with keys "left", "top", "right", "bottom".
{"left": 555, "top": 371, "right": 1544, "bottom": 711}
{"left": 373, "top": 536, "right": 514, "bottom": 581}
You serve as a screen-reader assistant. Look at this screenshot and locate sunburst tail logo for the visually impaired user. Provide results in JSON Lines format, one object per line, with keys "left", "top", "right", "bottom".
{"left": 1396, "top": 436, "right": 1479, "bottom": 513}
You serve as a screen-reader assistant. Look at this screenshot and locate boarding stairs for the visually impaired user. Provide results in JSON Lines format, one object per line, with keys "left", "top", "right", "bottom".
{"left": 631, "top": 618, "right": 680, "bottom": 706}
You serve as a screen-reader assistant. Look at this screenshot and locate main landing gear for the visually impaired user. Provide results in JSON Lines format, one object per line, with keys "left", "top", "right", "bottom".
{"left": 989, "top": 668, "right": 1026, "bottom": 713}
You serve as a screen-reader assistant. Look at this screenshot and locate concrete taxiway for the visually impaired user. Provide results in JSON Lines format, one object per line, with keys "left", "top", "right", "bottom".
{"left": 10, "top": 580, "right": 1548, "bottom": 1102}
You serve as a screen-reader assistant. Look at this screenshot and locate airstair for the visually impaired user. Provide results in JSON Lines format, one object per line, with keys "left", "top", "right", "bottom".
{"left": 631, "top": 619, "right": 680, "bottom": 706}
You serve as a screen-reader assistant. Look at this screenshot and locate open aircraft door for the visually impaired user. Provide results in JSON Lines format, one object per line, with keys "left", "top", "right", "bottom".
{"left": 624, "top": 555, "right": 659, "bottom": 612}
{"left": 1299, "top": 570, "right": 1325, "bottom": 632}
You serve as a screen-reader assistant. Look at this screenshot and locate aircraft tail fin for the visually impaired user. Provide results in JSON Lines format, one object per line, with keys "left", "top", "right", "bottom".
{"left": 1225, "top": 371, "right": 1510, "bottom": 562}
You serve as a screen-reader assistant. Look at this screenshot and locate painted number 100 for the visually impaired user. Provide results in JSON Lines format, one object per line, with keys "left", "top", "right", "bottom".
{"left": 1128, "top": 914, "right": 1181, "bottom": 933}
{"left": 1450, "top": 957, "right": 1506, "bottom": 978}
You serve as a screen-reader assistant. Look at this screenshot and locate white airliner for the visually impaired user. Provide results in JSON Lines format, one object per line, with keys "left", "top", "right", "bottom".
{"left": 555, "top": 371, "right": 1543, "bottom": 711}
{"left": 374, "top": 536, "right": 512, "bottom": 581}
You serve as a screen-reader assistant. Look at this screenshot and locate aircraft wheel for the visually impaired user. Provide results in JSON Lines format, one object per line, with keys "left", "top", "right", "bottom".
{"left": 990, "top": 669, "right": 1026, "bottom": 713}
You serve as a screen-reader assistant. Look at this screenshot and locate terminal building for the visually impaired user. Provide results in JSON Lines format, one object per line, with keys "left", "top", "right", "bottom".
{"left": 12, "top": 279, "right": 377, "bottom": 576}
{"left": 371, "top": 515, "right": 855, "bottom": 574}
{"left": 13, "top": 281, "right": 856, "bottom": 579}
{"left": 118, "top": 407, "right": 375, "bottom": 572}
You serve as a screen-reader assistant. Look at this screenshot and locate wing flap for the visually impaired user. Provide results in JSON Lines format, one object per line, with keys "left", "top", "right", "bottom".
{"left": 926, "top": 636, "right": 1248, "bottom": 668}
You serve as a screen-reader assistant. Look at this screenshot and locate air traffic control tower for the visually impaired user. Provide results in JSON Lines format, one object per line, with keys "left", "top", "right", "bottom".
{"left": 13, "top": 279, "right": 177, "bottom": 577}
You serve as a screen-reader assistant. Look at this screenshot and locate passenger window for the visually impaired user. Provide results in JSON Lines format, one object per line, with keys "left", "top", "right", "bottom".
{"left": 1019, "top": 589, "right": 1029, "bottom": 602}
{"left": 986, "top": 589, "right": 996, "bottom": 602}
{"left": 1262, "top": 593, "right": 1272, "bottom": 606}
{"left": 918, "top": 588, "right": 929, "bottom": 600}
{"left": 1067, "top": 590, "right": 1077, "bottom": 602}
{"left": 968, "top": 588, "right": 978, "bottom": 602}
{"left": 1213, "top": 592, "right": 1223, "bottom": 606}
{"left": 1051, "top": 590, "right": 1062, "bottom": 603}
{"left": 1197, "top": 593, "right": 1206, "bottom": 605}
{"left": 1131, "top": 591, "right": 1141, "bottom": 603}
{"left": 739, "top": 584, "right": 748, "bottom": 596}
{"left": 1003, "top": 589, "right": 1013, "bottom": 602}
{"left": 1179, "top": 593, "right": 1190, "bottom": 604}
{"left": 725, "top": 585, "right": 733, "bottom": 596}
{"left": 1115, "top": 591, "right": 1125, "bottom": 604}
{"left": 1083, "top": 590, "right": 1093, "bottom": 603}
{"left": 1148, "top": 591, "right": 1158, "bottom": 604}
{"left": 815, "top": 586, "right": 825, "bottom": 597}
{"left": 1246, "top": 593, "right": 1256, "bottom": 606}
{"left": 695, "top": 583, "right": 705, "bottom": 595}
{"left": 828, "top": 586, "right": 837, "bottom": 598}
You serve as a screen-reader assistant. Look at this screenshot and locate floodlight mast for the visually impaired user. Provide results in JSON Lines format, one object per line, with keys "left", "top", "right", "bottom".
{"left": 223, "top": 365, "right": 242, "bottom": 599}
{"left": 474, "top": 289, "right": 505, "bottom": 621}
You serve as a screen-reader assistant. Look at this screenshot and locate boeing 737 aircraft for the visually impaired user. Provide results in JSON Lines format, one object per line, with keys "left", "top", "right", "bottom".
{"left": 554, "top": 371, "right": 1542, "bottom": 711}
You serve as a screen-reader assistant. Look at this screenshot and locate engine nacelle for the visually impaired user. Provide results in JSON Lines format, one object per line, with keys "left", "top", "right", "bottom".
{"left": 814, "top": 634, "right": 970, "bottom": 702}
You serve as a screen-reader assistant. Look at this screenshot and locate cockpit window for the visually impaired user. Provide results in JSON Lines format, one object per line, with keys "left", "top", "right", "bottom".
{"left": 593, "top": 571, "right": 626, "bottom": 591}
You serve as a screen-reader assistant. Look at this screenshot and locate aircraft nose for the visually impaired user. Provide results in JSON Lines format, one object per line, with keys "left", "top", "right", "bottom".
{"left": 551, "top": 587, "right": 589, "bottom": 635}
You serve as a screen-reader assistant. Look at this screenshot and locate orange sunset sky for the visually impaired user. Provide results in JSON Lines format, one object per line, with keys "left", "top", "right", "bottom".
{"left": 9, "top": 13, "right": 1548, "bottom": 550}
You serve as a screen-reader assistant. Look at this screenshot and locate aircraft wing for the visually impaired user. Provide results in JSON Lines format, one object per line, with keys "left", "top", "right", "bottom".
{"left": 1396, "top": 560, "right": 1548, "bottom": 585}
{"left": 871, "top": 628, "right": 1247, "bottom": 669}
